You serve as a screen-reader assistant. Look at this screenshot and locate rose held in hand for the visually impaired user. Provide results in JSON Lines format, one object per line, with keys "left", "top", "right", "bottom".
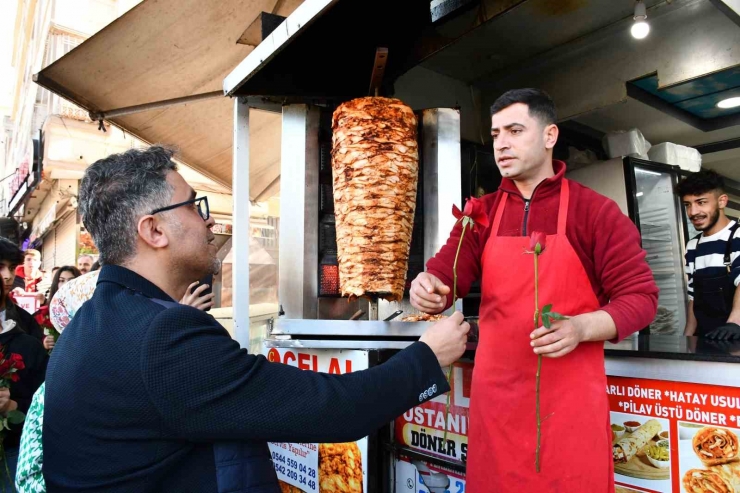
{"left": 526, "top": 231, "right": 568, "bottom": 473}
{"left": 442, "top": 197, "right": 489, "bottom": 443}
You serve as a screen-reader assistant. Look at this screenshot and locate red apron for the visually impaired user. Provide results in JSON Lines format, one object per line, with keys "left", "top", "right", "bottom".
{"left": 466, "top": 180, "right": 613, "bottom": 492}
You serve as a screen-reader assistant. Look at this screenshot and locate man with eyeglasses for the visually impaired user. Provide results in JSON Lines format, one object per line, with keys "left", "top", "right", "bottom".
{"left": 42, "top": 146, "right": 470, "bottom": 493}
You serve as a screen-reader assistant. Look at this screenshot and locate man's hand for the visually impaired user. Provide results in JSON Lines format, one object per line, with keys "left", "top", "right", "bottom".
{"left": 410, "top": 273, "right": 451, "bottom": 314}
{"left": 180, "top": 282, "right": 215, "bottom": 311}
{"left": 706, "top": 323, "right": 740, "bottom": 341}
{"left": 0, "top": 388, "right": 10, "bottom": 413}
{"left": 530, "top": 317, "right": 585, "bottom": 358}
{"left": 44, "top": 336, "right": 56, "bottom": 350}
{"left": 419, "top": 311, "right": 470, "bottom": 367}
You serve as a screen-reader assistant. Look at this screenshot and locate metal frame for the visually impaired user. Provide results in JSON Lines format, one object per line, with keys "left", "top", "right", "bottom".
{"left": 271, "top": 319, "right": 431, "bottom": 337}
{"left": 624, "top": 156, "right": 691, "bottom": 335}
{"left": 278, "top": 105, "right": 320, "bottom": 319}
{"left": 232, "top": 98, "right": 251, "bottom": 348}
{"left": 422, "top": 109, "right": 463, "bottom": 312}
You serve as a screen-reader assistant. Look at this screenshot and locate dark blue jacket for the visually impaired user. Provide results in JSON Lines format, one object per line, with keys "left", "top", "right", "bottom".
{"left": 43, "top": 266, "right": 449, "bottom": 492}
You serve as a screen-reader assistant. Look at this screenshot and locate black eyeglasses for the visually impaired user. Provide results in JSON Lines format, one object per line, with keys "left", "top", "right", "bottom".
{"left": 150, "top": 196, "right": 210, "bottom": 221}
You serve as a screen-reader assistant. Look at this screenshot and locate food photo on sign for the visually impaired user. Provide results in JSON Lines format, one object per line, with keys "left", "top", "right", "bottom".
{"left": 265, "top": 347, "right": 368, "bottom": 493}
{"left": 679, "top": 423, "right": 740, "bottom": 492}
{"left": 611, "top": 412, "right": 672, "bottom": 493}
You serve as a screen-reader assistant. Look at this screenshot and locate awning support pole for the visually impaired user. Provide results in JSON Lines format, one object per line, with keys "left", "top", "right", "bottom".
{"left": 88, "top": 91, "right": 223, "bottom": 121}
{"left": 233, "top": 98, "right": 251, "bottom": 348}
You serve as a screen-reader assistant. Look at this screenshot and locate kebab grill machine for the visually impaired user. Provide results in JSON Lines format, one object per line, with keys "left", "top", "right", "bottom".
{"left": 260, "top": 56, "right": 474, "bottom": 492}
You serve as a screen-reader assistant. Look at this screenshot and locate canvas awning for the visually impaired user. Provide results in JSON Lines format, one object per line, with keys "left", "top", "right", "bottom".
{"left": 33, "top": 0, "right": 303, "bottom": 198}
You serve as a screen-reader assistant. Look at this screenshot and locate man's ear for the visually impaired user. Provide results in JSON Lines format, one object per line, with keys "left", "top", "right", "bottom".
{"left": 544, "top": 124, "right": 559, "bottom": 150}
{"left": 137, "top": 215, "right": 170, "bottom": 249}
{"left": 719, "top": 193, "right": 729, "bottom": 210}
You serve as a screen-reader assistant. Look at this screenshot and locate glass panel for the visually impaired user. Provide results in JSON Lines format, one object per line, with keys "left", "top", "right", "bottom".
{"left": 635, "top": 166, "right": 688, "bottom": 334}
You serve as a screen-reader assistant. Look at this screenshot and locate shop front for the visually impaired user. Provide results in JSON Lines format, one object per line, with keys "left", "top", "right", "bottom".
{"left": 222, "top": 1, "right": 740, "bottom": 492}
{"left": 29, "top": 0, "right": 740, "bottom": 491}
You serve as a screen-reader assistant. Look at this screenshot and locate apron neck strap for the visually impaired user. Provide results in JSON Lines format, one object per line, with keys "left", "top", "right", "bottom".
{"left": 491, "top": 179, "right": 570, "bottom": 236}
{"left": 492, "top": 192, "right": 508, "bottom": 235}
{"left": 557, "top": 179, "right": 569, "bottom": 235}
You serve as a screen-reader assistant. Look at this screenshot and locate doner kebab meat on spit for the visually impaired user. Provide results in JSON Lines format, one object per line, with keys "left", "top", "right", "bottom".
{"left": 331, "top": 97, "right": 418, "bottom": 302}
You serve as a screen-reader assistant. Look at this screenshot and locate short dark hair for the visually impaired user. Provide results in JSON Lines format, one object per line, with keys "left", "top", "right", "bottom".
{"left": 49, "top": 266, "right": 82, "bottom": 301}
{"left": 79, "top": 146, "right": 178, "bottom": 266}
{"left": 91, "top": 261, "right": 101, "bottom": 272}
{"left": 490, "top": 88, "right": 557, "bottom": 125}
{"left": 676, "top": 169, "right": 726, "bottom": 198}
{"left": 0, "top": 237, "right": 24, "bottom": 266}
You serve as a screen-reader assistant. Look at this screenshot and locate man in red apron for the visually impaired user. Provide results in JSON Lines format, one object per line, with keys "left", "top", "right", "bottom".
{"left": 410, "top": 89, "right": 658, "bottom": 492}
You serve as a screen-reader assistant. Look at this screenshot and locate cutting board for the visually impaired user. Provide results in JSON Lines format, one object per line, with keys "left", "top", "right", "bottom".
{"left": 614, "top": 438, "right": 670, "bottom": 480}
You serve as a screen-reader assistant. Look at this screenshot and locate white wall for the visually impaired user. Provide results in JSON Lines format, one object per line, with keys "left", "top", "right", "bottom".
{"left": 566, "top": 158, "right": 629, "bottom": 216}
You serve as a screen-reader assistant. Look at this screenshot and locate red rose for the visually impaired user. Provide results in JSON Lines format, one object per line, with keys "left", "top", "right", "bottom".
{"left": 9, "top": 373, "right": 19, "bottom": 382}
{"left": 10, "top": 353, "right": 22, "bottom": 363}
{"left": 530, "top": 231, "right": 547, "bottom": 254}
{"left": 13, "top": 361, "right": 24, "bottom": 371}
{"left": 452, "top": 197, "right": 490, "bottom": 230}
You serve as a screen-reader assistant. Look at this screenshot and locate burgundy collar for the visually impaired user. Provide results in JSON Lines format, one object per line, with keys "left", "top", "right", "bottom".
{"left": 498, "top": 160, "right": 567, "bottom": 199}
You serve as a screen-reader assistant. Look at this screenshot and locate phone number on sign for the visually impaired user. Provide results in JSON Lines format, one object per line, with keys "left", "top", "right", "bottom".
{"left": 272, "top": 451, "right": 317, "bottom": 489}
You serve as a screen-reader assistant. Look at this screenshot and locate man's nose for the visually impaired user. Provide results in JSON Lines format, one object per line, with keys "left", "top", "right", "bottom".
{"left": 205, "top": 215, "right": 216, "bottom": 228}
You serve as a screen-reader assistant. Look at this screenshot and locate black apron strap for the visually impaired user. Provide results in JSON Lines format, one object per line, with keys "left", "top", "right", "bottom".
{"left": 724, "top": 222, "right": 739, "bottom": 273}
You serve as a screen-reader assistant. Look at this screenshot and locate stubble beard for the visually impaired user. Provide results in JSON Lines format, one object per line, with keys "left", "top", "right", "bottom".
{"left": 699, "top": 208, "right": 721, "bottom": 232}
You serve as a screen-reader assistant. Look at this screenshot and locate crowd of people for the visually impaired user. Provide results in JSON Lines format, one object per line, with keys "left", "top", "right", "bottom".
{"left": 0, "top": 245, "right": 101, "bottom": 491}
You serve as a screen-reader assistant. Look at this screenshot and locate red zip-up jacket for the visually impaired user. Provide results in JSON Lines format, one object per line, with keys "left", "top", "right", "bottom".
{"left": 426, "top": 160, "right": 658, "bottom": 341}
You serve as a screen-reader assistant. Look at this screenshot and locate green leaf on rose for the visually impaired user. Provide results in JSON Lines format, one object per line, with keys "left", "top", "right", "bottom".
{"left": 6, "top": 410, "right": 25, "bottom": 425}
{"left": 542, "top": 304, "right": 552, "bottom": 314}
{"left": 542, "top": 315, "right": 551, "bottom": 329}
{"left": 549, "top": 312, "right": 568, "bottom": 321}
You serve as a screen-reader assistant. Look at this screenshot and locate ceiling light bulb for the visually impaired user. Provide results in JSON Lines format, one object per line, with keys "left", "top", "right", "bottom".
{"left": 632, "top": 1, "right": 649, "bottom": 39}
{"left": 631, "top": 21, "right": 650, "bottom": 39}
{"left": 717, "top": 97, "right": 740, "bottom": 109}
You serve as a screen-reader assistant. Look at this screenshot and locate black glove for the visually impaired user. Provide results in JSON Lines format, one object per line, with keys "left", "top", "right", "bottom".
{"left": 705, "top": 323, "right": 740, "bottom": 341}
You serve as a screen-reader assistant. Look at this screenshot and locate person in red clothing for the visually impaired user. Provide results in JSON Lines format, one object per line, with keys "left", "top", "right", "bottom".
{"left": 410, "top": 89, "right": 658, "bottom": 492}
{"left": 12, "top": 250, "right": 44, "bottom": 293}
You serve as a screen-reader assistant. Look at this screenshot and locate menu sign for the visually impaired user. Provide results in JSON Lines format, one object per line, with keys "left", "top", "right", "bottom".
{"left": 607, "top": 376, "right": 740, "bottom": 493}
{"left": 265, "top": 348, "right": 369, "bottom": 493}
{"left": 394, "top": 361, "right": 473, "bottom": 463}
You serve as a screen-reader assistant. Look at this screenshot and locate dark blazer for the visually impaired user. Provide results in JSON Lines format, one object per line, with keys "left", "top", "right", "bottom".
{"left": 43, "top": 265, "right": 449, "bottom": 493}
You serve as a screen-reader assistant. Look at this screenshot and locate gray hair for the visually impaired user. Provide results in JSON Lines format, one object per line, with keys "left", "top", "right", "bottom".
{"left": 79, "top": 146, "right": 178, "bottom": 265}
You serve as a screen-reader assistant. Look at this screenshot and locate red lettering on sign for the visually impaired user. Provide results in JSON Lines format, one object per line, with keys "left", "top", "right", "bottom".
{"left": 312, "top": 354, "right": 318, "bottom": 372}
{"left": 328, "top": 358, "right": 340, "bottom": 375}
{"left": 298, "top": 353, "right": 310, "bottom": 370}
{"left": 346, "top": 360, "right": 352, "bottom": 373}
{"left": 284, "top": 351, "right": 296, "bottom": 365}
